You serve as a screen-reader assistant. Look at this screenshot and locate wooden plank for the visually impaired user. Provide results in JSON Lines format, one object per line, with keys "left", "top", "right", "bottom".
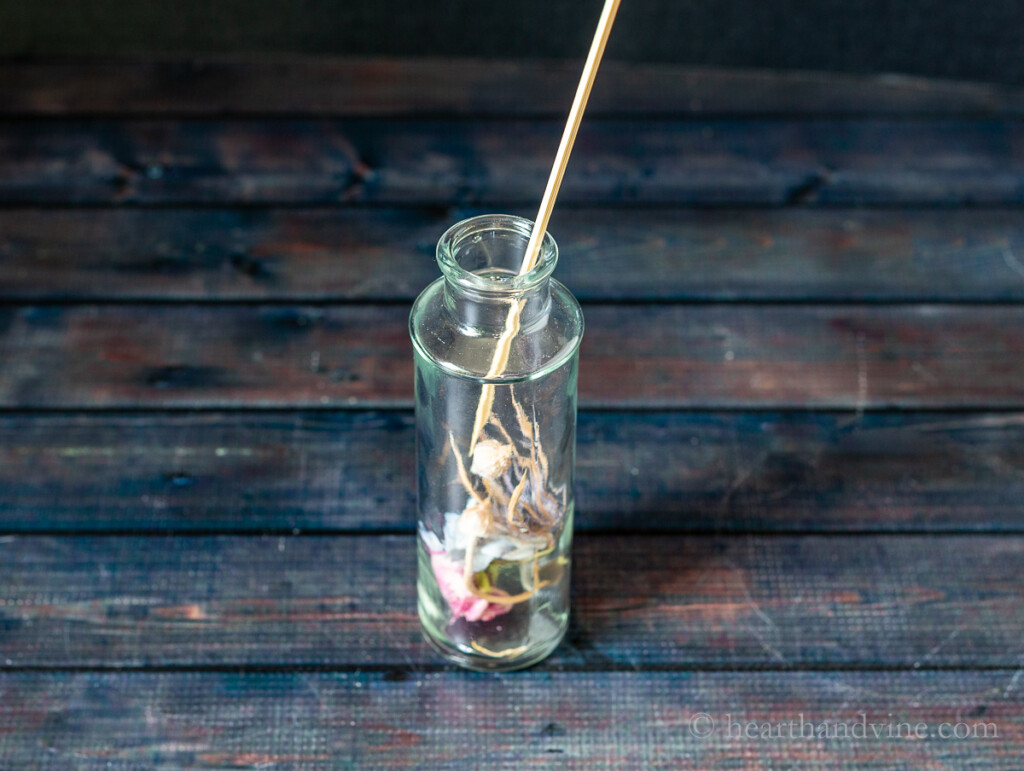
{"left": 6, "top": 207, "right": 1024, "bottom": 302}
{"left": 1, "top": 304, "right": 1022, "bottom": 409}
{"left": 4, "top": 0, "right": 1024, "bottom": 85}
{"left": 2, "top": 411, "right": 1023, "bottom": 534}
{"left": 2, "top": 119, "right": 1024, "bottom": 206}
{"left": 3, "top": 58, "right": 1022, "bottom": 117}
{"left": 0, "top": 671, "right": 1020, "bottom": 768}
{"left": 0, "top": 534, "right": 1021, "bottom": 667}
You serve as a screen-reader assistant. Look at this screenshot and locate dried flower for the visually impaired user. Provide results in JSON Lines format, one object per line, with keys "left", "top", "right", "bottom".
{"left": 429, "top": 550, "right": 511, "bottom": 622}
{"left": 457, "top": 499, "right": 492, "bottom": 542}
{"left": 470, "top": 439, "right": 513, "bottom": 480}
{"left": 438, "top": 510, "right": 547, "bottom": 573}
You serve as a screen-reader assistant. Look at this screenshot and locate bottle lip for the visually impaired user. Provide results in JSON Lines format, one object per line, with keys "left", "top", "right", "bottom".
{"left": 436, "top": 213, "right": 558, "bottom": 294}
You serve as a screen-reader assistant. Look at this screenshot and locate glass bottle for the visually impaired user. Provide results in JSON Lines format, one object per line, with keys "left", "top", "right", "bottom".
{"left": 409, "top": 213, "right": 584, "bottom": 671}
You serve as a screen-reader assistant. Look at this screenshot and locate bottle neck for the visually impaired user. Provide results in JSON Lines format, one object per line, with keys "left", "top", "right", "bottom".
{"left": 442, "top": 273, "right": 552, "bottom": 335}
{"left": 435, "top": 213, "right": 559, "bottom": 336}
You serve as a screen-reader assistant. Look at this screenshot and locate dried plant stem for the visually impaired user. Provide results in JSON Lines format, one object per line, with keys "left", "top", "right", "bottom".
{"left": 506, "top": 471, "right": 531, "bottom": 530}
{"left": 468, "top": 296, "right": 526, "bottom": 455}
{"left": 460, "top": 533, "right": 557, "bottom": 612}
{"left": 510, "top": 387, "right": 534, "bottom": 440}
{"left": 449, "top": 431, "right": 483, "bottom": 503}
{"left": 531, "top": 403, "right": 550, "bottom": 479}
{"left": 462, "top": 537, "right": 542, "bottom": 605}
{"left": 481, "top": 478, "right": 510, "bottom": 508}
{"left": 487, "top": 413, "right": 516, "bottom": 446}
{"left": 471, "top": 640, "right": 531, "bottom": 658}
{"left": 524, "top": 498, "right": 551, "bottom": 527}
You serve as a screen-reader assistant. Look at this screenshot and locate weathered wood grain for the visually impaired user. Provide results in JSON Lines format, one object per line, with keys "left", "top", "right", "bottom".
{"left": 0, "top": 671, "right": 1020, "bottom": 769}
{"left": 6, "top": 207, "right": 1024, "bottom": 302}
{"left": 4, "top": 58, "right": 1022, "bottom": 117}
{"left": 2, "top": 119, "right": 1024, "bottom": 205}
{"left": 0, "top": 534, "right": 1021, "bottom": 668}
{"left": 1, "top": 411, "right": 1022, "bottom": 533}
{"left": 1, "top": 304, "right": 1022, "bottom": 409}
{"left": 3, "top": 55, "right": 1021, "bottom": 771}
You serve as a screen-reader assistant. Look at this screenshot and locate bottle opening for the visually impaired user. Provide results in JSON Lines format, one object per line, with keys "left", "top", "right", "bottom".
{"left": 437, "top": 214, "right": 558, "bottom": 294}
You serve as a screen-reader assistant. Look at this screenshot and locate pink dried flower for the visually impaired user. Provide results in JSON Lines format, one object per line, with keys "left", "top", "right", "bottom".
{"left": 430, "top": 550, "right": 511, "bottom": 622}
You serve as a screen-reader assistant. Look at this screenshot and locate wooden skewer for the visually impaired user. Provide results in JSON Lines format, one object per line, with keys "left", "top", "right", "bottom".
{"left": 468, "top": 0, "right": 622, "bottom": 454}
{"left": 520, "top": 0, "right": 622, "bottom": 276}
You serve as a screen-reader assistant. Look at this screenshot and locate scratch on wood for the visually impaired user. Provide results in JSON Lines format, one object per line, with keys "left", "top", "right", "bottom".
{"left": 299, "top": 672, "right": 328, "bottom": 720}
{"left": 1002, "top": 244, "right": 1024, "bottom": 283}
{"left": 913, "top": 414, "right": 1024, "bottom": 432}
{"left": 914, "top": 627, "right": 962, "bottom": 668}
{"left": 63, "top": 622, "right": 72, "bottom": 660}
{"left": 1003, "top": 668, "right": 1024, "bottom": 698}
{"left": 725, "top": 558, "right": 786, "bottom": 663}
{"left": 855, "top": 331, "right": 868, "bottom": 421}
{"left": 720, "top": 448, "right": 770, "bottom": 512}
{"left": 720, "top": 463, "right": 755, "bottom": 512}
{"left": 911, "top": 362, "right": 938, "bottom": 384}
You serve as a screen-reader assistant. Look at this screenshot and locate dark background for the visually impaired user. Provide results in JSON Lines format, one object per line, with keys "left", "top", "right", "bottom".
{"left": 2, "top": 0, "right": 1023, "bottom": 85}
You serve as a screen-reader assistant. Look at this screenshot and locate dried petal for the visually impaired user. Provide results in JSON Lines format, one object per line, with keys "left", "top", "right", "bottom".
{"left": 430, "top": 551, "right": 512, "bottom": 622}
{"left": 470, "top": 439, "right": 513, "bottom": 480}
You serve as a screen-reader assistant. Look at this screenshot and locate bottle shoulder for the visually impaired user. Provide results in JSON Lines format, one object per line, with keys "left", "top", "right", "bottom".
{"left": 409, "top": 278, "right": 584, "bottom": 383}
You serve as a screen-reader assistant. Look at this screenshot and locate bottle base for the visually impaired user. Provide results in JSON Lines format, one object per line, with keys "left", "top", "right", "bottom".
{"left": 419, "top": 618, "right": 567, "bottom": 672}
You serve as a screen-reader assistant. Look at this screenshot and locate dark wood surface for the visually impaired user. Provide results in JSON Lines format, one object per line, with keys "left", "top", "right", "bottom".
{"left": 5, "top": 208, "right": 1024, "bottom": 302}
{"left": 3, "top": 304, "right": 1024, "bottom": 409}
{"left": 5, "top": 3, "right": 1024, "bottom": 86}
{"left": 3, "top": 59, "right": 1022, "bottom": 117}
{"left": 3, "top": 119, "right": 1024, "bottom": 206}
{"left": 1, "top": 58, "right": 1022, "bottom": 769}
{"left": 2, "top": 411, "right": 1022, "bottom": 533}
{"left": 2, "top": 534, "right": 1022, "bottom": 667}
{"left": 3, "top": 672, "right": 1020, "bottom": 768}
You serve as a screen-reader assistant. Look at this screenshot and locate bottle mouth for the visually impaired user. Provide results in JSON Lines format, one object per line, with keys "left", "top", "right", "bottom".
{"left": 436, "top": 214, "right": 558, "bottom": 294}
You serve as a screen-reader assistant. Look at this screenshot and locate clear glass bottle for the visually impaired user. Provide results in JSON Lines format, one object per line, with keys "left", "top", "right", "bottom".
{"left": 409, "top": 214, "right": 584, "bottom": 671}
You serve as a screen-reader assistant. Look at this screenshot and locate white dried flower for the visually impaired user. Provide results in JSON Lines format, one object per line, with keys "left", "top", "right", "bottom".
{"left": 456, "top": 499, "right": 492, "bottom": 542}
{"left": 470, "top": 439, "right": 513, "bottom": 480}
